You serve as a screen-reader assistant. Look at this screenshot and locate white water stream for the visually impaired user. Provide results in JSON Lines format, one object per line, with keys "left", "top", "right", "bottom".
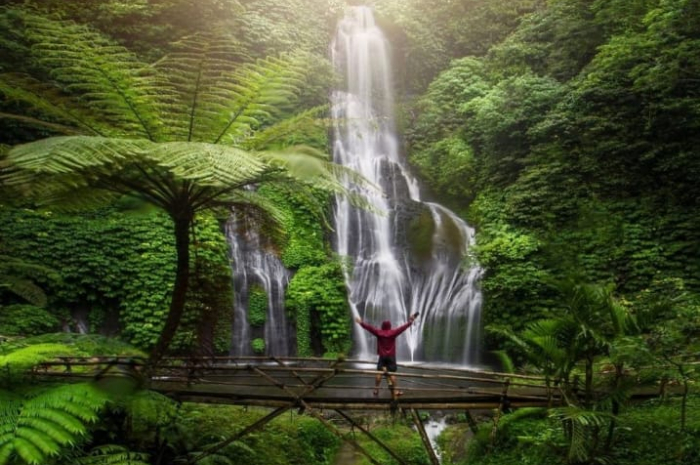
{"left": 331, "top": 6, "right": 483, "bottom": 365}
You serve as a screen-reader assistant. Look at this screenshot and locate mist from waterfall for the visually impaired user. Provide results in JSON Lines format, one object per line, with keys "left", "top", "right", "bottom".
{"left": 331, "top": 6, "right": 483, "bottom": 365}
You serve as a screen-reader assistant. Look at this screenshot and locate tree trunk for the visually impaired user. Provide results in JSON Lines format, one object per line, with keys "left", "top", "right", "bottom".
{"left": 149, "top": 215, "right": 191, "bottom": 364}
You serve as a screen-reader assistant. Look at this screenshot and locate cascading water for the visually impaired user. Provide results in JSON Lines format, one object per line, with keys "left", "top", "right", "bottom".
{"left": 331, "top": 6, "right": 483, "bottom": 365}
{"left": 227, "top": 214, "right": 293, "bottom": 356}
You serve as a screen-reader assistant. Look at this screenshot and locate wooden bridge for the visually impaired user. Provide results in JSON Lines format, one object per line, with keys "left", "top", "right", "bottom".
{"left": 31, "top": 356, "right": 659, "bottom": 465}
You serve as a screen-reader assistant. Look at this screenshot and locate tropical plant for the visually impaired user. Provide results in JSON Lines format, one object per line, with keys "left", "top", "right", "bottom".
{"left": 0, "top": 8, "right": 361, "bottom": 363}
{"left": 0, "top": 343, "right": 104, "bottom": 465}
{"left": 65, "top": 445, "right": 149, "bottom": 465}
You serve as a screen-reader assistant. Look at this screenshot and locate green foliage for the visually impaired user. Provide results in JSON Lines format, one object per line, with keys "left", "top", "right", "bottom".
{"left": 0, "top": 206, "right": 232, "bottom": 352}
{"left": 169, "top": 405, "right": 340, "bottom": 465}
{"left": 67, "top": 445, "right": 149, "bottom": 465}
{"left": 354, "top": 423, "right": 430, "bottom": 465}
{"left": 285, "top": 263, "right": 350, "bottom": 357}
{"left": 2, "top": 334, "right": 145, "bottom": 359}
{"left": 405, "top": 0, "right": 700, "bottom": 359}
{"left": 453, "top": 396, "right": 700, "bottom": 465}
{"left": 0, "top": 343, "right": 75, "bottom": 383}
{"left": 0, "top": 383, "right": 110, "bottom": 465}
{"left": 251, "top": 338, "right": 266, "bottom": 354}
{"left": 0, "top": 305, "right": 59, "bottom": 336}
{"left": 247, "top": 286, "right": 268, "bottom": 328}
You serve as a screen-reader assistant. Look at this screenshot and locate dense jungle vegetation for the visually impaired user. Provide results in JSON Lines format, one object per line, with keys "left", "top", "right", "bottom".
{"left": 0, "top": 0, "right": 698, "bottom": 464}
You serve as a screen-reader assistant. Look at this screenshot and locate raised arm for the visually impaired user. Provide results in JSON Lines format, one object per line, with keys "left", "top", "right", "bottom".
{"left": 355, "top": 316, "right": 379, "bottom": 336}
{"left": 391, "top": 313, "right": 419, "bottom": 336}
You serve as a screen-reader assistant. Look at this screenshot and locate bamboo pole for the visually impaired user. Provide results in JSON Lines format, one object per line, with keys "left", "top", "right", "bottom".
{"left": 188, "top": 407, "right": 289, "bottom": 464}
{"left": 249, "top": 366, "right": 384, "bottom": 465}
{"left": 335, "top": 410, "right": 409, "bottom": 465}
{"left": 411, "top": 409, "right": 440, "bottom": 465}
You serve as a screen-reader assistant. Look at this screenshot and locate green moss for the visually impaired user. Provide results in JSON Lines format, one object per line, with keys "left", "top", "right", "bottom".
{"left": 0, "top": 304, "right": 60, "bottom": 336}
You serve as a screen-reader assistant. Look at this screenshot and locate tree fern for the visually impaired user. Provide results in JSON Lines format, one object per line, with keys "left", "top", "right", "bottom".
{"left": 157, "top": 48, "right": 308, "bottom": 144}
{"left": 0, "top": 383, "right": 109, "bottom": 465}
{"left": 1, "top": 7, "right": 367, "bottom": 362}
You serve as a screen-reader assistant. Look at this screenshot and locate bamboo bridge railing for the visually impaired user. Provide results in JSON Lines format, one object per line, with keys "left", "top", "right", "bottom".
{"left": 28, "top": 356, "right": 673, "bottom": 465}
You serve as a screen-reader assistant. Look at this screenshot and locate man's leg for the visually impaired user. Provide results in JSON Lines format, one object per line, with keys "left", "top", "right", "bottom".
{"left": 374, "top": 358, "right": 385, "bottom": 395}
{"left": 387, "top": 358, "right": 402, "bottom": 398}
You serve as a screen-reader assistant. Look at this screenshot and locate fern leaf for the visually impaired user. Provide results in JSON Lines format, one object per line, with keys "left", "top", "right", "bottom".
{"left": 13, "top": 436, "right": 45, "bottom": 465}
{"left": 15, "top": 427, "right": 61, "bottom": 455}
{"left": 0, "top": 444, "right": 13, "bottom": 464}
{"left": 242, "top": 105, "right": 329, "bottom": 151}
{"left": 153, "top": 32, "right": 249, "bottom": 142}
{"left": 17, "top": 11, "right": 167, "bottom": 141}
{"left": 200, "top": 53, "right": 308, "bottom": 144}
{"left": 0, "top": 73, "right": 105, "bottom": 135}
{"left": 27, "top": 409, "right": 85, "bottom": 435}
{"left": 0, "top": 275, "right": 47, "bottom": 307}
{"left": 72, "top": 445, "right": 149, "bottom": 465}
{"left": 0, "top": 383, "right": 109, "bottom": 465}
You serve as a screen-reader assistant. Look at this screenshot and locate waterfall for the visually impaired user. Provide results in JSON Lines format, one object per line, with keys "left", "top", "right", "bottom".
{"left": 227, "top": 214, "right": 293, "bottom": 356}
{"left": 331, "top": 6, "right": 483, "bottom": 365}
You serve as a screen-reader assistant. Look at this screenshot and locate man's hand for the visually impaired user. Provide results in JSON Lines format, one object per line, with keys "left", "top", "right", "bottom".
{"left": 355, "top": 316, "right": 362, "bottom": 324}
{"left": 410, "top": 312, "right": 419, "bottom": 322}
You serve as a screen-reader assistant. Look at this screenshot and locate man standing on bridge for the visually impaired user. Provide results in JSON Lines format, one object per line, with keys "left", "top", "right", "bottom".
{"left": 355, "top": 312, "right": 419, "bottom": 397}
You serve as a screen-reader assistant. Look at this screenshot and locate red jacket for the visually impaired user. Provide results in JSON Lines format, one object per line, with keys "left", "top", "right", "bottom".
{"left": 359, "top": 320, "right": 413, "bottom": 357}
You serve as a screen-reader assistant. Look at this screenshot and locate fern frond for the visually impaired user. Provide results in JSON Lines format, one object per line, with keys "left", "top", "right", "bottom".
{"left": 491, "top": 350, "right": 515, "bottom": 374}
{"left": 71, "top": 444, "right": 149, "bottom": 465}
{"left": 153, "top": 32, "right": 249, "bottom": 141}
{"left": 242, "top": 105, "right": 329, "bottom": 151}
{"left": 0, "top": 383, "right": 108, "bottom": 465}
{"left": 152, "top": 141, "right": 270, "bottom": 187}
{"left": 199, "top": 53, "right": 308, "bottom": 144}
{"left": 0, "top": 275, "right": 47, "bottom": 307}
{"left": 259, "top": 145, "right": 375, "bottom": 202}
{"left": 0, "top": 73, "right": 105, "bottom": 135}
{"left": 18, "top": 11, "right": 168, "bottom": 141}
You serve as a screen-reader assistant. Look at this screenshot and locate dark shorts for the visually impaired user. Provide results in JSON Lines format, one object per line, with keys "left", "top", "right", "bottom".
{"left": 377, "top": 356, "right": 397, "bottom": 372}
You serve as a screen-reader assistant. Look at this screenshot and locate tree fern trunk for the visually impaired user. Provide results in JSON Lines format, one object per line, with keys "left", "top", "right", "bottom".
{"left": 149, "top": 215, "right": 191, "bottom": 364}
